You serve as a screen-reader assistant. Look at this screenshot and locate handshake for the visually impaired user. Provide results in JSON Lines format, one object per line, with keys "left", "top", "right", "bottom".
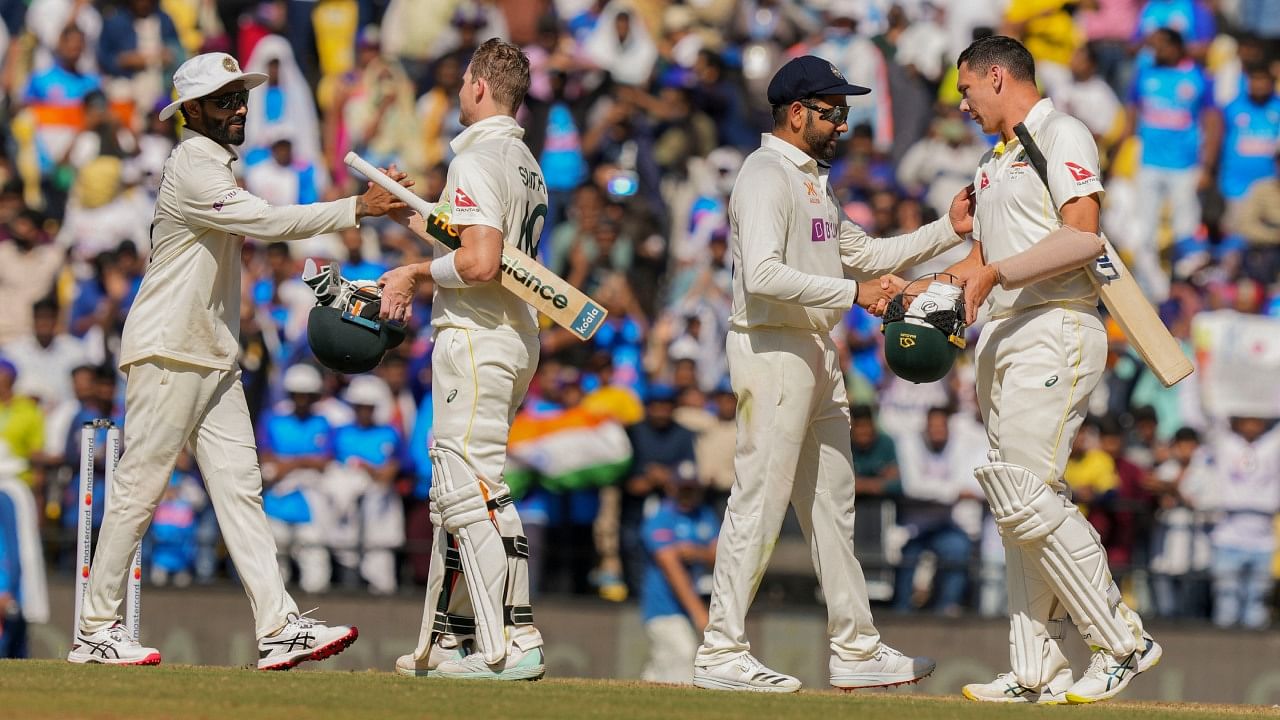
{"left": 857, "top": 274, "right": 907, "bottom": 316}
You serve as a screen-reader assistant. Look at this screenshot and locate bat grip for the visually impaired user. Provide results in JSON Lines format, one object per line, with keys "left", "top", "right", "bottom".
{"left": 344, "top": 152, "right": 435, "bottom": 218}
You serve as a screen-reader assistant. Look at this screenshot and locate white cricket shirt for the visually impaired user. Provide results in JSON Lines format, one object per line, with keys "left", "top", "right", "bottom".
{"left": 972, "top": 98, "right": 1105, "bottom": 318}
{"left": 729, "top": 133, "right": 964, "bottom": 333}
{"left": 432, "top": 115, "right": 549, "bottom": 337}
{"left": 119, "top": 129, "right": 358, "bottom": 370}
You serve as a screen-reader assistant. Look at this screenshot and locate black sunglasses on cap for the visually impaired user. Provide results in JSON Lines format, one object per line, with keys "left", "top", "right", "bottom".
{"left": 798, "top": 99, "right": 850, "bottom": 125}
{"left": 204, "top": 90, "right": 250, "bottom": 111}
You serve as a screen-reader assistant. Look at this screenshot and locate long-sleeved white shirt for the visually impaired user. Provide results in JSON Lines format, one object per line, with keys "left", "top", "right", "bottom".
{"left": 729, "top": 133, "right": 964, "bottom": 333}
{"left": 119, "top": 129, "right": 359, "bottom": 371}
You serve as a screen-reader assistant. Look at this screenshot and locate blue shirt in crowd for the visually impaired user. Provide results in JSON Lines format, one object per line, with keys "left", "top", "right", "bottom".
{"left": 640, "top": 499, "right": 719, "bottom": 622}
{"left": 1218, "top": 94, "right": 1280, "bottom": 200}
{"left": 1131, "top": 60, "right": 1214, "bottom": 170}
{"left": 1135, "top": 0, "right": 1216, "bottom": 45}
{"left": 262, "top": 412, "right": 332, "bottom": 458}
{"left": 333, "top": 423, "right": 401, "bottom": 465}
{"left": 0, "top": 492, "right": 19, "bottom": 603}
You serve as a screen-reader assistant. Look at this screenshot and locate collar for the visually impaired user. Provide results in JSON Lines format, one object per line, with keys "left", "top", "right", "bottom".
{"left": 993, "top": 97, "right": 1055, "bottom": 157}
{"left": 761, "top": 133, "right": 819, "bottom": 173}
{"left": 180, "top": 128, "right": 238, "bottom": 166}
{"left": 450, "top": 114, "right": 524, "bottom": 155}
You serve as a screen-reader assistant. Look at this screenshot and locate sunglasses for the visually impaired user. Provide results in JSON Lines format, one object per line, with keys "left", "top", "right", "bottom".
{"left": 799, "top": 99, "right": 850, "bottom": 126}
{"left": 204, "top": 90, "right": 250, "bottom": 111}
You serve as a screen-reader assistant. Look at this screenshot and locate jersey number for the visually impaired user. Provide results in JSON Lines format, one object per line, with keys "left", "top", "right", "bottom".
{"left": 518, "top": 200, "right": 547, "bottom": 257}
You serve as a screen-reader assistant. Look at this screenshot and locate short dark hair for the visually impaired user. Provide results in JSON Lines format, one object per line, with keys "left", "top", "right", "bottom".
{"left": 850, "top": 404, "right": 875, "bottom": 422}
{"left": 1172, "top": 427, "right": 1201, "bottom": 443}
{"left": 32, "top": 297, "right": 58, "bottom": 317}
{"left": 957, "top": 35, "right": 1036, "bottom": 83}
{"left": 1152, "top": 27, "right": 1185, "bottom": 53}
{"left": 469, "top": 37, "right": 531, "bottom": 111}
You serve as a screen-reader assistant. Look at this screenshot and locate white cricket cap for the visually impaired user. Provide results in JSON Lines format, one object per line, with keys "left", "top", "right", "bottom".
{"left": 283, "top": 364, "right": 324, "bottom": 395}
{"left": 343, "top": 375, "right": 391, "bottom": 409}
{"left": 158, "top": 52, "right": 267, "bottom": 121}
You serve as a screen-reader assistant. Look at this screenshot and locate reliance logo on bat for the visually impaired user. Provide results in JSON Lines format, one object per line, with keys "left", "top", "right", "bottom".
{"left": 500, "top": 253, "right": 571, "bottom": 310}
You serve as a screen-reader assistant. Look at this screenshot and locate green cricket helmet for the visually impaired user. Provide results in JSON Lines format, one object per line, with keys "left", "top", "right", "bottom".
{"left": 881, "top": 274, "right": 967, "bottom": 384}
{"left": 302, "top": 260, "right": 405, "bottom": 375}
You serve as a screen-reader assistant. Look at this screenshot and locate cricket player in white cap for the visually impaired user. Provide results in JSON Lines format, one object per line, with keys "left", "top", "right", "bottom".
{"left": 68, "top": 52, "right": 408, "bottom": 669}
{"left": 377, "top": 38, "right": 547, "bottom": 681}
{"left": 693, "top": 55, "right": 976, "bottom": 693}
{"left": 947, "top": 36, "right": 1160, "bottom": 704}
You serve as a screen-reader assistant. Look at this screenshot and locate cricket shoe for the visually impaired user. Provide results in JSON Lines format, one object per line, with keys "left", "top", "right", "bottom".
{"left": 257, "top": 609, "right": 358, "bottom": 670}
{"left": 67, "top": 623, "right": 162, "bottom": 665}
{"left": 961, "top": 667, "right": 1073, "bottom": 704}
{"left": 394, "top": 636, "right": 474, "bottom": 677}
{"left": 432, "top": 642, "right": 545, "bottom": 681}
{"left": 693, "top": 653, "right": 801, "bottom": 693}
{"left": 830, "top": 645, "right": 936, "bottom": 690}
{"left": 1064, "top": 633, "right": 1163, "bottom": 704}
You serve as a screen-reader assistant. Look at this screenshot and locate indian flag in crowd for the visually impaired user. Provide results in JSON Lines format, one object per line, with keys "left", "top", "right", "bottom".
{"left": 505, "top": 406, "right": 632, "bottom": 498}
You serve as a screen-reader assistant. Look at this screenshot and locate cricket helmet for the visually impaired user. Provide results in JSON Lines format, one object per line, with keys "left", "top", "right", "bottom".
{"left": 881, "top": 274, "right": 967, "bottom": 384}
{"left": 306, "top": 274, "right": 405, "bottom": 375}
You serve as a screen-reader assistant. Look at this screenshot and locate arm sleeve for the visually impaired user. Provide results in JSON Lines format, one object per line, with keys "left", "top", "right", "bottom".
{"left": 838, "top": 213, "right": 965, "bottom": 280}
{"left": 734, "top": 166, "right": 858, "bottom": 309}
{"left": 1041, "top": 117, "right": 1106, "bottom": 210}
{"left": 642, "top": 510, "right": 677, "bottom": 554}
{"left": 179, "top": 155, "right": 358, "bottom": 240}
{"left": 446, "top": 154, "right": 506, "bottom": 232}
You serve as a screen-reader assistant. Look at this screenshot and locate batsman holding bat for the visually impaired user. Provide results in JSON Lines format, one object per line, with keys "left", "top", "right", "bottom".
{"left": 946, "top": 36, "right": 1161, "bottom": 704}
{"left": 69, "top": 53, "right": 407, "bottom": 668}
{"left": 378, "top": 39, "right": 548, "bottom": 681}
{"left": 693, "top": 56, "right": 976, "bottom": 693}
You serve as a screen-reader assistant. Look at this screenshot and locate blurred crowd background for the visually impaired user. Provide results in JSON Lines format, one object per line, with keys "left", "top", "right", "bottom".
{"left": 0, "top": 0, "right": 1279, "bottom": 659}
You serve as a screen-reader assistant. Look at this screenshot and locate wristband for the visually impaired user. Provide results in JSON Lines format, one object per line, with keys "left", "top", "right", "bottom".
{"left": 430, "top": 252, "right": 469, "bottom": 289}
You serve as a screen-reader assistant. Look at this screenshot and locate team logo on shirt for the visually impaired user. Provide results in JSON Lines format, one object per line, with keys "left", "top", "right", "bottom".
{"left": 803, "top": 180, "right": 821, "bottom": 204}
{"left": 453, "top": 188, "right": 478, "bottom": 209}
{"left": 1065, "top": 162, "right": 1095, "bottom": 183}
{"left": 979, "top": 172, "right": 990, "bottom": 189}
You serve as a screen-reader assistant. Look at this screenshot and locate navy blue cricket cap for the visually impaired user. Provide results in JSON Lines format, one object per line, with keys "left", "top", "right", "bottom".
{"left": 767, "top": 55, "right": 870, "bottom": 106}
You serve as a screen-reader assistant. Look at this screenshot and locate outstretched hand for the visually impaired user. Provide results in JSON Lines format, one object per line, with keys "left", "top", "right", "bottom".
{"left": 356, "top": 165, "right": 414, "bottom": 219}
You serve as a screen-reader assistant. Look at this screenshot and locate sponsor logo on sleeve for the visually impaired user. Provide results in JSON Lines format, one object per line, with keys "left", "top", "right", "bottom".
{"left": 1065, "top": 162, "right": 1096, "bottom": 183}
{"left": 453, "top": 187, "right": 478, "bottom": 209}
{"left": 213, "top": 188, "right": 239, "bottom": 211}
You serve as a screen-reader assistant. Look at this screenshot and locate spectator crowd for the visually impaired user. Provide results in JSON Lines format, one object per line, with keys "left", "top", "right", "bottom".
{"left": 0, "top": 0, "right": 1279, "bottom": 663}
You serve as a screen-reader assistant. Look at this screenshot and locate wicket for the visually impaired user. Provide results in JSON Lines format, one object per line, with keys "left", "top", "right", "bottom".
{"left": 73, "top": 419, "right": 142, "bottom": 644}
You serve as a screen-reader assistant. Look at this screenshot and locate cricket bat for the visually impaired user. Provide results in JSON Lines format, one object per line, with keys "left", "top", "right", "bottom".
{"left": 345, "top": 152, "right": 607, "bottom": 341}
{"left": 1011, "top": 123, "right": 1193, "bottom": 387}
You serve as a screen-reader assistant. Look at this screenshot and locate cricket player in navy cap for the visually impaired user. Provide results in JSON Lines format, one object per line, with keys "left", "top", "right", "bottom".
{"left": 692, "top": 55, "right": 977, "bottom": 692}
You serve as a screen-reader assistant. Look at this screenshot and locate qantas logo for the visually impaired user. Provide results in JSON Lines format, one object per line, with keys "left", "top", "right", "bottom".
{"left": 454, "top": 188, "right": 478, "bottom": 208}
{"left": 1065, "top": 162, "right": 1095, "bottom": 182}
{"left": 979, "top": 172, "right": 990, "bottom": 189}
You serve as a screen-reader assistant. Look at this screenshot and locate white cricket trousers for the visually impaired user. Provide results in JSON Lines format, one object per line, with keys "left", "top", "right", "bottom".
{"left": 976, "top": 305, "right": 1143, "bottom": 683}
{"left": 697, "top": 327, "right": 881, "bottom": 667}
{"left": 411, "top": 326, "right": 540, "bottom": 655}
{"left": 81, "top": 358, "right": 298, "bottom": 639}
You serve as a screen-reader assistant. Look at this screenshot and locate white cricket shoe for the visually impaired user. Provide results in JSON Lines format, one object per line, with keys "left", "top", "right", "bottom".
{"left": 1064, "top": 634, "right": 1162, "bottom": 704}
{"left": 67, "top": 623, "right": 161, "bottom": 666}
{"left": 962, "top": 668, "right": 1073, "bottom": 704}
{"left": 394, "top": 636, "right": 474, "bottom": 677}
{"left": 693, "top": 653, "right": 801, "bottom": 693}
{"left": 433, "top": 642, "right": 546, "bottom": 681}
{"left": 829, "top": 645, "right": 936, "bottom": 689}
{"left": 257, "top": 609, "right": 358, "bottom": 670}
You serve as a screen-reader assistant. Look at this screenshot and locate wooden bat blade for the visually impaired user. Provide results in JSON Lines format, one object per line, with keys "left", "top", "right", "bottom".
{"left": 343, "top": 152, "right": 609, "bottom": 341}
{"left": 1094, "top": 243, "right": 1193, "bottom": 387}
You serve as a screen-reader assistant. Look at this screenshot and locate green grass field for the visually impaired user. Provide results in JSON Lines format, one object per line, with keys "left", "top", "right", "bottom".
{"left": 0, "top": 660, "right": 1270, "bottom": 720}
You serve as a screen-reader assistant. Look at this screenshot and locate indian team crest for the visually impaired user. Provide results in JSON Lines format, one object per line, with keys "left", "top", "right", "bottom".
{"left": 829, "top": 63, "right": 845, "bottom": 81}
{"left": 223, "top": 56, "right": 239, "bottom": 73}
